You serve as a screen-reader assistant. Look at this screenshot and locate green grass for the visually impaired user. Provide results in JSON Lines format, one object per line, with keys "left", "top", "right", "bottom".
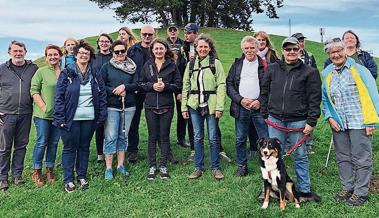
{"left": 2, "top": 28, "right": 379, "bottom": 217}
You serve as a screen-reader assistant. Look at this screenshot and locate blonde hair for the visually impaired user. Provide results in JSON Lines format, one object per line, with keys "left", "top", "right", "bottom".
{"left": 118, "top": 27, "right": 137, "bottom": 49}
{"left": 63, "top": 37, "right": 78, "bottom": 55}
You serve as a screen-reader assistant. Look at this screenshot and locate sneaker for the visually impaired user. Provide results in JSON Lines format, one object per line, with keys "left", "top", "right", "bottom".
{"left": 159, "top": 167, "right": 170, "bottom": 179}
{"left": 78, "top": 178, "right": 89, "bottom": 190}
{"left": 64, "top": 182, "right": 75, "bottom": 193}
{"left": 45, "top": 167, "right": 56, "bottom": 182}
{"left": 104, "top": 168, "right": 113, "bottom": 180}
{"left": 97, "top": 155, "right": 104, "bottom": 163}
{"left": 177, "top": 140, "right": 190, "bottom": 148}
{"left": 346, "top": 194, "right": 368, "bottom": 206}
{"left": 32, "top": 169, "right": 44, "bottom": 187}
{"left": 299, "top": 191, "right": 321, "bottom": 203}
{"left": 187, "top": 168, "right": 203, "bottom": 180}
{"left": 127, "top": 151, "right": 138, "bottom": 163}
{"left": 0, "top": 180, "right": 9, "bottom": 191}
{"left": 335, "top": 190, "right": 353, "bottom": 202}
{"left": 212, "top": 169, "right": 225, "bottom": 180}
{"left": 219, "top": 151, "right": 232, "bottom": 163}
{"left": 117, "top": 165, "right": 129, "bottom": 177}
{"left": 13, "top": 177, "right": 25, "bottom": 185}
{"left": 306, "top": 144, "right": 315, "bottom": 154}
{"left": 235, "top": 165, "right": 248, "bottom": 177}
{"left": 187, "top": 150, "right": 195, "bottom": 162}
{"left": 168, "top": 152, "right": 179, "bottom": 164}
{"left": 147, "top": 167, "right": 157, "bottom": 180}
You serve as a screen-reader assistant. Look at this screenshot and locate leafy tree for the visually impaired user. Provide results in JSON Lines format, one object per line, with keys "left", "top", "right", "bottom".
{"left": 90, "top": 0, "right": 283, "bottom": 30}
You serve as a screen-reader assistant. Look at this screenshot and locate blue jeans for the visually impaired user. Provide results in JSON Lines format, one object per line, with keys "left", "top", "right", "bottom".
{"left": 32, "top": 117, "right": 60, "bottom": 169}
{"left": 60, "top": 120, "right": 95, "bottom": 184}
{"left": 235, "top": 107, "right": 268, "bottom": 166}
{"left": 103, "top": 108, "right": 135, "bottom": 155}
{"left": 189, "top": 107, "right": 220, "bottom": 170}
{"left": 267, "top": 115, "right": 310, "bottom": 193}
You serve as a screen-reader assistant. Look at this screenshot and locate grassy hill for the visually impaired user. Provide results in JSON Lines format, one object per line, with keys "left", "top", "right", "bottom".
{"left": 3, "top": 28, "right": 379, "bottom": 217}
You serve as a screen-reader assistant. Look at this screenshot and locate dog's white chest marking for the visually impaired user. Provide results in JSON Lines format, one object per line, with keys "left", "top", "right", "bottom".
{"left": 261, "top": 156, "right": 281, "bottom": 191}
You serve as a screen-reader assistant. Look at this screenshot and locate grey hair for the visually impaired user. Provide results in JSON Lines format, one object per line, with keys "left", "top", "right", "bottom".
{"left": 8, "top": 40, "right": 27, "bottom": 52}
{"left": 324, "top": 37, "right": 345, "bottom": 53}
{"left": 241, "top": 36, "right": 259, "bottom": 48}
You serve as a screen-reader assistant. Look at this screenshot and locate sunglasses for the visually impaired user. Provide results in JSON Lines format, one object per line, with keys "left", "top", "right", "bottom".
{"left": 283, "top": 47, "right": 300, "bottom": 52}
{"left": 142, "top": 33, "right": 154, "bottom": 37}
{"left": 114, "top": 49, "right": 126, "bottom": 55}
{"left": 168, "top": 27, "right": 177, "bottom": 32}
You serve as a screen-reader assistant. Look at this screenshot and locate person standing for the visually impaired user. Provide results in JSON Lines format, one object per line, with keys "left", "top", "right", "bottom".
{"left": 226, "top": 36, "right": 268, "bottom": 177}
{"left": 126, "top": 25, "right": 155, "bottom": 163}
{"left": 53, "top": 40, "right": 107, "bottom": 193}
{"left": 61, "top": 38, "right": 78, "bottom": 69}
{"left": 0, "top": 41, "right": 38, "bottom": 191}
{"left": 260, "top": 37, "right": 322, "bottom": 202}
{"left": 30, "top": 44, "right": 62, "bottom": 187}
{"left": 118, "top": 27, "right": 137, "bottom": 49}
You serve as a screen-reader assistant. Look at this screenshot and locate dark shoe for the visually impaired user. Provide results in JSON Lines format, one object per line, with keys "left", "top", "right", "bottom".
{"left": 346, "top": 194, "right": 368, "bottom": 206}
{"left": 0, "top": 180, "right": 9, "bottom": 191}
{"left": 127, "top": 151, "right": 138, "bottom": 163}
{"left": 212, "top": 169, "right": 225, "bottom": 180}
{"left": 32, "top": 169, "right": 44, "bottom": 187}
{"left": 78, "top": 179, "right": 89, "bottom": 190}
{"left": 188, "top": 168, "right": 203, "bottom": 180}
{"left": 147, "top": 166, "right": 157, "bottom": 180}
{"left": 235, "top": 165, "right": 248, "bottom": 177}
{"left": 45, "top": 167, "right": 56, "bottom": 182}
{"left": 306, "top": 144, "right": 315, "bottom": 154}
{"left": 219, "top": 151, "right": 232, "bottom": 163}
{"left": 159, "top": 167, "right": 170, "bottom": 179}
{"left": 64, "top": 182, "right": 75, "bottom": 193}
{"left": 257, "top": 190, "right": 265, "bottom": 201}
{"left": 335, "top": 190, "right": 353, "bottom": 202}
{"left": 299, "top": 191, "right": 321, "bottom": 203}
{"left": 13, "top": 177, "right": 25, "bottom": 185}
{"left": 168, "top": 152, "right": 179, "bottom": 164}
{"left": 177, "top": 140, "right": 190, "bottom": 148}
{"left": 187, "top": 150, "right": 195, "bottom": 162}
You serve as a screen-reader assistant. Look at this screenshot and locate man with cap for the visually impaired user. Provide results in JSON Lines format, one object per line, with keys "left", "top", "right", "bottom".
{"left": 260, "top": 37, "right": 322, "bottom": 202}
{"left": 292, "top": 33, "right": 317, "bottom": 69}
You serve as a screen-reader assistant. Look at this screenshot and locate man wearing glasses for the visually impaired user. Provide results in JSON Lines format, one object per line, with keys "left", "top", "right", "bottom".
{"left": 126, "top": 25, "right": 155, "bottom": 163}
{"left": 260, "top": 37, "right": 322, "bottom": 202}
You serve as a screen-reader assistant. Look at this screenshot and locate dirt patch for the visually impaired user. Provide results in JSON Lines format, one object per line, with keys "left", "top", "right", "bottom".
{"left": 369, "top": 175, "right": 379, "bottom": 193}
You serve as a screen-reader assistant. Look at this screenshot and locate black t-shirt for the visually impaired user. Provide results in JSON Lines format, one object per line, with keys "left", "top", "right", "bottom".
{"left": 141, "top": 46, "right": 151, "bottom": 63}
{"left": 10, "top": 62, "right": 27, "bottom": 78}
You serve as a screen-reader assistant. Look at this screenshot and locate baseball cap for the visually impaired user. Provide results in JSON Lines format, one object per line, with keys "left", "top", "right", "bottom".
{"left": 184, "top": 23, "right": 199, "bottom": 33}
{"left": 291, "top": 33, "right": 306, "bottom": 40}
{"left": 282, "top": 37, "right": 300, "bottom": 47}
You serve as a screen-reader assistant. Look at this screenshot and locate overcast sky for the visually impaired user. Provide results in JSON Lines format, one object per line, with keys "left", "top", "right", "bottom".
{"left": 1, "top": 0, "right": 378, "bottom": 62}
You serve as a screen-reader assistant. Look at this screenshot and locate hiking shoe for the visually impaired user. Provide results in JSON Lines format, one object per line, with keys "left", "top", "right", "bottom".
{"left": 335, "top": 190, "right": 353, "bottom": 202}
{"left": 212, "top": 169, "right": 225, "bottom": 180}
{"left": 346, "top": 194, "right": 368, "bottom": 206}
{"left": 187, "top": 168, "right": 203, "bottom": 180}
{"left": 306, "top": 144, "right": 315, "bottom": 154}
{"left": 0, "top": 180, "right": 9, "bottom": 191}
{"left": 187, "top": 150, "right": 195, "bottom": 162}
{"left": 45, "top": 167, "right": 56, "bottom": 182}
{"left": 127, "top": 152, "right": 138, "bottom": 163}
{"left": 78, "top": 179, "right": 89, "bottom": 190}
{"left": 235, "top": 165, "right": 248, "bottom": 177}
{"left": 64, "top": 182, "right": 75, "bottom": 193}
{"left": 13, "top": 177, "right": 25, "bottom": 185}
{"left": 147, "top": 167, "right": 157, "bottom": 180}
{"left": 159, "top": 167, "right": 170, "bottom": 179}
{"left": 32, "top": 169, "right": 44, "bottom": 187}
{"left": 97, "top": 155, "right": 104, "bottom": 163}
{"left": 104, "top": 168, "right": 113, "bottom": 180}
{"left": 117, "top": 165, "right": 129, "bottom": 176}
{"left": 177, "top": 140, "right": 190, "bottom": 148}
{"left": 219, "top": 151, "right": 232, "bottom": 163}
{"left": 168, "top": 152, "right": 179, "bottom": 164}
{"left": 299, "top": 191, "right": 321, "bottom": 203}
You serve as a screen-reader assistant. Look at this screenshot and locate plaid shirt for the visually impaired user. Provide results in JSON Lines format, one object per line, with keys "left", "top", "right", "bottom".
{"left": 330, "top": 64, "right": 364, "bottom": 129}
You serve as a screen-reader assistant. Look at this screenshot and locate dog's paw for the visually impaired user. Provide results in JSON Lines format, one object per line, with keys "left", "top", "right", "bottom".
{"left": 261, "top": 201, "right": 269, "bottom": 209}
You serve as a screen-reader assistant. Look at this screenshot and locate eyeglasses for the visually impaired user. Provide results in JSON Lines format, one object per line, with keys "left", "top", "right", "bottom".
{"left": 99, "top": 40, "right": 110, "bottom": 44}
{"left": 168, "top": 27, "right": 177, "bottom": 32}
{"left": 114, "top": 49, "right": 126, "bottom": 55}
{"left": 78, "top": 51, "right": 90, "bottom": 56}
{"left": 283, "top": 47, "right": 300, "bottom": 52}
{"left": 142, "top": 33, "right": 154, "bottom": 37}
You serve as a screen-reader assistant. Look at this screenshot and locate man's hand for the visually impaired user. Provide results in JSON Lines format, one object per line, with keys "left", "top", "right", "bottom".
{"left": 328, "top": 118, "right": 340, "bottom": 132}
{"left": 249, "top": 100, "right": 261, "bottom": 110}
{"left": 215, "top": 111, "right": 223, "bottom": 119}
{"left": 303, "top": 124, "right": 314, "bottom": 135}
{"left": 182, "top": 111, "right": 189, "bottom": 119}
{"left": 366, "top": 127, "right": 375, "bottom": 136}
{"left": 241, "top": 98, "right": 253, "bottom": 110}
{"left": 176, "top": 94, "right": 182, "bottom": 101}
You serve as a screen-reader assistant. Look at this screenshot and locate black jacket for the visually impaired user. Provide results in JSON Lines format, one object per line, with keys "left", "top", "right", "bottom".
{"left": 226, "top": 55, "right": 266, "bottom": 118}
{"left": 260, "top": 60, "right": 321, "bottom": 127}
{"left": 139, "top": 58, "right": 182, "bottom": 109}
{"left": 92, "top": 52, "right": 112, "bottom": 73}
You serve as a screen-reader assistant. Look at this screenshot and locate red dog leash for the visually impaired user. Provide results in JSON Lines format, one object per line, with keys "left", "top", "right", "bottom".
{"left": 264, "top": 118, "right": 309, "bottom": 157}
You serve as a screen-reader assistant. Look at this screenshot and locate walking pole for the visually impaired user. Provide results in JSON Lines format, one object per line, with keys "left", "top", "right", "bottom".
{"left": 121, "top": 96, "right": 126, "bottom": 137}
{"left": 324, "top": 136, "right": 334, "bottom": 168}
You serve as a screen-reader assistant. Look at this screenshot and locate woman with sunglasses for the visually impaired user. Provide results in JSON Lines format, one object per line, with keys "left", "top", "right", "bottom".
{"left": 100, "top": 40, "right": 137, "bottom": 180}
{"left": 139, "top": 38, "right": 181, "bottom": 180}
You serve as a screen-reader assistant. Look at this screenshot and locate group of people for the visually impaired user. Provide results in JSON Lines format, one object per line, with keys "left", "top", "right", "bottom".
{"left": 0, "top": 23, "right": 378, "bottom": 207}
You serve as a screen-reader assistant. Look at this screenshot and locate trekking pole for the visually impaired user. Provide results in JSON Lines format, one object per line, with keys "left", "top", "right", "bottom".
{"left": 121, "top": 96, "right": 126, "bottom": 137}
{"left": 324, "top": 136, "right": 334, "bottom": 168}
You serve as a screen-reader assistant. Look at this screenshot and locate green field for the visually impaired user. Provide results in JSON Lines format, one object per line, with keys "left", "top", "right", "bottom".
{"left": 2, "top": 28, "right": 379, "bottom": 217}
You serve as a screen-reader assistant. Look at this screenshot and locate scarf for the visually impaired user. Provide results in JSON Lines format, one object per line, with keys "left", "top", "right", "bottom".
{"left": 75, "top": 63, "right": 91, "bottom": 85}
{"left": 110, "top": 57, "right": 136, "bottom": 74}
{"left": 257, "top": 47, "right": 268, "bottom": 60}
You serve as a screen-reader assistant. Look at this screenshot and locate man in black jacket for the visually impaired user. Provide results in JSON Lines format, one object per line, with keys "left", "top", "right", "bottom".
{"left": 0, "top": 41, "right": 38, "bottom": 191}
{"left": 260, "top": 37, "right": 322, "bottom": 202}
{"left": 227, "top": 36, "right": 268, "bottom": 176}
